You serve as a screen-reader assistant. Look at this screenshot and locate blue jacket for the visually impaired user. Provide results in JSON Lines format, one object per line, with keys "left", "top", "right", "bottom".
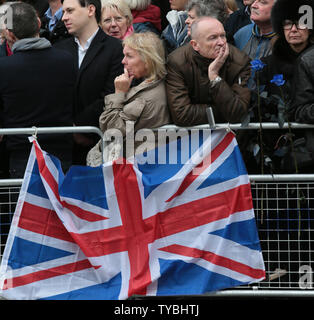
{"left": 234, "top": 23, "right": 276, "bottom": 60}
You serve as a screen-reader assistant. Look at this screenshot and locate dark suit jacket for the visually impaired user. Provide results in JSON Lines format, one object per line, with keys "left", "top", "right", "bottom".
{"left": 0, "top": 46, "right": 75, "bottom": 160}
{"left": 55, "top": 28, "right": 124, "bottom": 128}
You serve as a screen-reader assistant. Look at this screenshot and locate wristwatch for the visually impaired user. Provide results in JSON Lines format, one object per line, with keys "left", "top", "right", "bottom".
{"left": 210, "top": 76, "right": 222, "bottom": 88}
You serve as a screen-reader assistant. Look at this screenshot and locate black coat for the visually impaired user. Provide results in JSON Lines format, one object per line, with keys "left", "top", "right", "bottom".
{"left": 292, "top": 45, "right": 314, "bottom": 123}
{"left": 224, "top": 6, "right": 251, "bottom": 38}
{"left": 244, "top": 38, "right": 314, "bottom": 174}
{"left": 55, "top": 28, "right": 124, "bottom": 128}
{"left": 40, "top": 16, "right": 71, "bottom": 44}
{"left": 0, "top": 46, "right": 75, "bottom": 160}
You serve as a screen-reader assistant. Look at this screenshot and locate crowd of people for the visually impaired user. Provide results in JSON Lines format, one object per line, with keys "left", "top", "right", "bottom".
{"left": 0, "top": 0, "right": 314, "bottom": 179}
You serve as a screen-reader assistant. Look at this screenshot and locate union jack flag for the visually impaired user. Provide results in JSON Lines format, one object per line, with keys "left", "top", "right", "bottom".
{"left": 0, "top": 129, "right": 265, "bottom": 300}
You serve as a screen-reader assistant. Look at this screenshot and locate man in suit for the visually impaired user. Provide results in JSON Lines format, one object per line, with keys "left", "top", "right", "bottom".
{"left": 57, "top": 0, "right": 124, "bottom": 164}
{"left": 0, "top": 2, "right": 75, "bottom": 178}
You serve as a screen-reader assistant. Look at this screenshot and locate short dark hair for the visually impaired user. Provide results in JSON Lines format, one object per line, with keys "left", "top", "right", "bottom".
{"left": 61, "top": 0, "right": 102, "bottom": 23}
{"left": 9, "top": 2, "right": 39, "bottom": 39}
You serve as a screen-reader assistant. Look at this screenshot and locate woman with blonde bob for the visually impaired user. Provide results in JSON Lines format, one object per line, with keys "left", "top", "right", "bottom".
{"left": 87, "top": 32, "right": 170, "bottom": 165}
{"left": 101, "top": 0, "right": 134, "bottom": 39}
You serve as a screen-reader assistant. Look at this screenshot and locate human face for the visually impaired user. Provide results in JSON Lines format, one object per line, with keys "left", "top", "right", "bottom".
{"left": 191, "top": 19, "right": 227, "bottom": 59}
{"left": 185, "top": 7, "right": 197, "bottom": 37}
{"left": 101, "top": 7, "right": 129, "bottom": 39}
{"left": 62, "top": 0, "right": 93, "bottom": 36}
{"left": 169, "top": 0, "right": 188, "bottom": 11}
{"left": 122, "top": 45, "right": 148, "bottom": 79}
{"left": 250, "top": 0, "right": 275, "bottom": 24}
{"left": 283, "top": 21, "right": 310, "bottom": 53}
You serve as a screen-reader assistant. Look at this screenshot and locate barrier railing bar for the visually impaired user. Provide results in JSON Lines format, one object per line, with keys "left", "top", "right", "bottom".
{"left": 0, "top": 179, "right": 23, "bottom": 186}
{"left": 131, "top": 290, "right": 314, "bottom": 299}
{"left": 2, "top": 174, "right": 314, "bottom": 186}
{"left": 158, "top": 122, "right": 314, "bottom": 130}
{"left": 249, "top": 174, "right": 314, "bottom": 182}
{"left": 0, "top": 126, "right": 104, "bottom": 163}
{"left": 202, "top": 289, "right": 314, "bottom": 298}
{"left": 0, "top": 126, "right": 104, "bottom": 137}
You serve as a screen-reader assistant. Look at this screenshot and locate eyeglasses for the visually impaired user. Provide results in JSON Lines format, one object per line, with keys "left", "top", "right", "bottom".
{"left": 102, "top": 16, "right": 126, "bottom": 25}
{"left": 283, "top": 20, "right": 308, "bottom": 30}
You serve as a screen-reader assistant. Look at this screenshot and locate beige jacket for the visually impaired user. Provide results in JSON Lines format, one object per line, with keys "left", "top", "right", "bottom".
{"left": 87, "top": 79, "right": 171, "bottom": 165}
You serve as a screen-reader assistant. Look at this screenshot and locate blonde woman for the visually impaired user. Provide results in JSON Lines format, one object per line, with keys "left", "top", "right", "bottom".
{"left": 87, "top": 32, "right": 170, "bottom": 164}
{"left": 101, "top": 0, "right": 134, "bottom": 39}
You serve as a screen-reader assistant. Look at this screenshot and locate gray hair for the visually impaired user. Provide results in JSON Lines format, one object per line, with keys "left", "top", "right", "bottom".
{"left": 101, "top": 0, "right": 133, "bottom": 25}
{"left": 123, "top": 0, "right": 151, "bottom": 10}
{"left": 186, "top": 0, "right": 228, "bottom": 23}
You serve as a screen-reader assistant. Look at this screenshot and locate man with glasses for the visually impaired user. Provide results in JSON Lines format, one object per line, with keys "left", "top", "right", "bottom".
{"left": 233, "top": 0, "right": 276, "bottom": 59}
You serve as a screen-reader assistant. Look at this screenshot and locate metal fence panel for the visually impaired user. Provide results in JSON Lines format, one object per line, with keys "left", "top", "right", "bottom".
{"left": 251, "top": 181, "right": 314, "bottom": 289}
{"left": 1, "top": 178, "right": 313, "bottom": 292}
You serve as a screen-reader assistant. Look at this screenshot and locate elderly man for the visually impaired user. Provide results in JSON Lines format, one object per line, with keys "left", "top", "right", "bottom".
{"left": 233, "top": 0, "right": 276, "bottom": 59}
{"left": 166, "top": 16, "right": 251, "bottom": 126}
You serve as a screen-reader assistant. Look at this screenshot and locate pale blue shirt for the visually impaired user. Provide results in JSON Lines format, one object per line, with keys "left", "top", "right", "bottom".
{"left": 44, "top": 7, "right": 63, "bottom": 32}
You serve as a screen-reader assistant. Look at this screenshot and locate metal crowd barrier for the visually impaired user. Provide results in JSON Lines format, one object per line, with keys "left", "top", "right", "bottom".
{"left": 0, "top": 124, "right": 314, "bottom": 298}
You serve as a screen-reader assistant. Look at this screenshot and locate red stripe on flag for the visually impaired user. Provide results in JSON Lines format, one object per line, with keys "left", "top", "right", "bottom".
{"left": 18, "top": 202, "right": 75, "bottom": 243}
{"left": 67, "top": 183, "right": 253, "bottom": 257}
{"left": 62, "top": 201, "right": 108, "bottom": 222}
{"left": 166, "top": 132, "right": 235, "bottom": 202}
{"left": 33, "top": 140, "right": 107, "bottom": 222}
{"left": 3, "top": 259, "right": 92, "bottom": 290}
{"left": 159, "top": 244, "right": 265, "bottom": 280}
{"left": 112, "top": 161, "right": 152, "bottom": 297}
{"left": 147, "top": 183, "right": 254, "bottom": 242}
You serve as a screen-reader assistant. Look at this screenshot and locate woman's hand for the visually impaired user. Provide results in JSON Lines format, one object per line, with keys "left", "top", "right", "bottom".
{"left": 114, "top": 68, "right": 134, "bottom": 94}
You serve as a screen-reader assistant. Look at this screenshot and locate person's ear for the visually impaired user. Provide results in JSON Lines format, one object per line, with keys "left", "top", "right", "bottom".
{"left": 5, "top": 28, "right": 17, "bottom": 45}
{"left": 87, "top": 4, "right": 96, "bottom": 18}
{"left": 190, "top": 39, "right": 199, "bottom": 52}
{"left": 37, "top": 17, "right": 41, "bottom": 30}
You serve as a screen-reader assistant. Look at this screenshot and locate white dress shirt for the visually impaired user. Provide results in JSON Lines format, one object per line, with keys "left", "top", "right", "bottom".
{"left": 74, "top": 29, "right": 98, "bottom": 68}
